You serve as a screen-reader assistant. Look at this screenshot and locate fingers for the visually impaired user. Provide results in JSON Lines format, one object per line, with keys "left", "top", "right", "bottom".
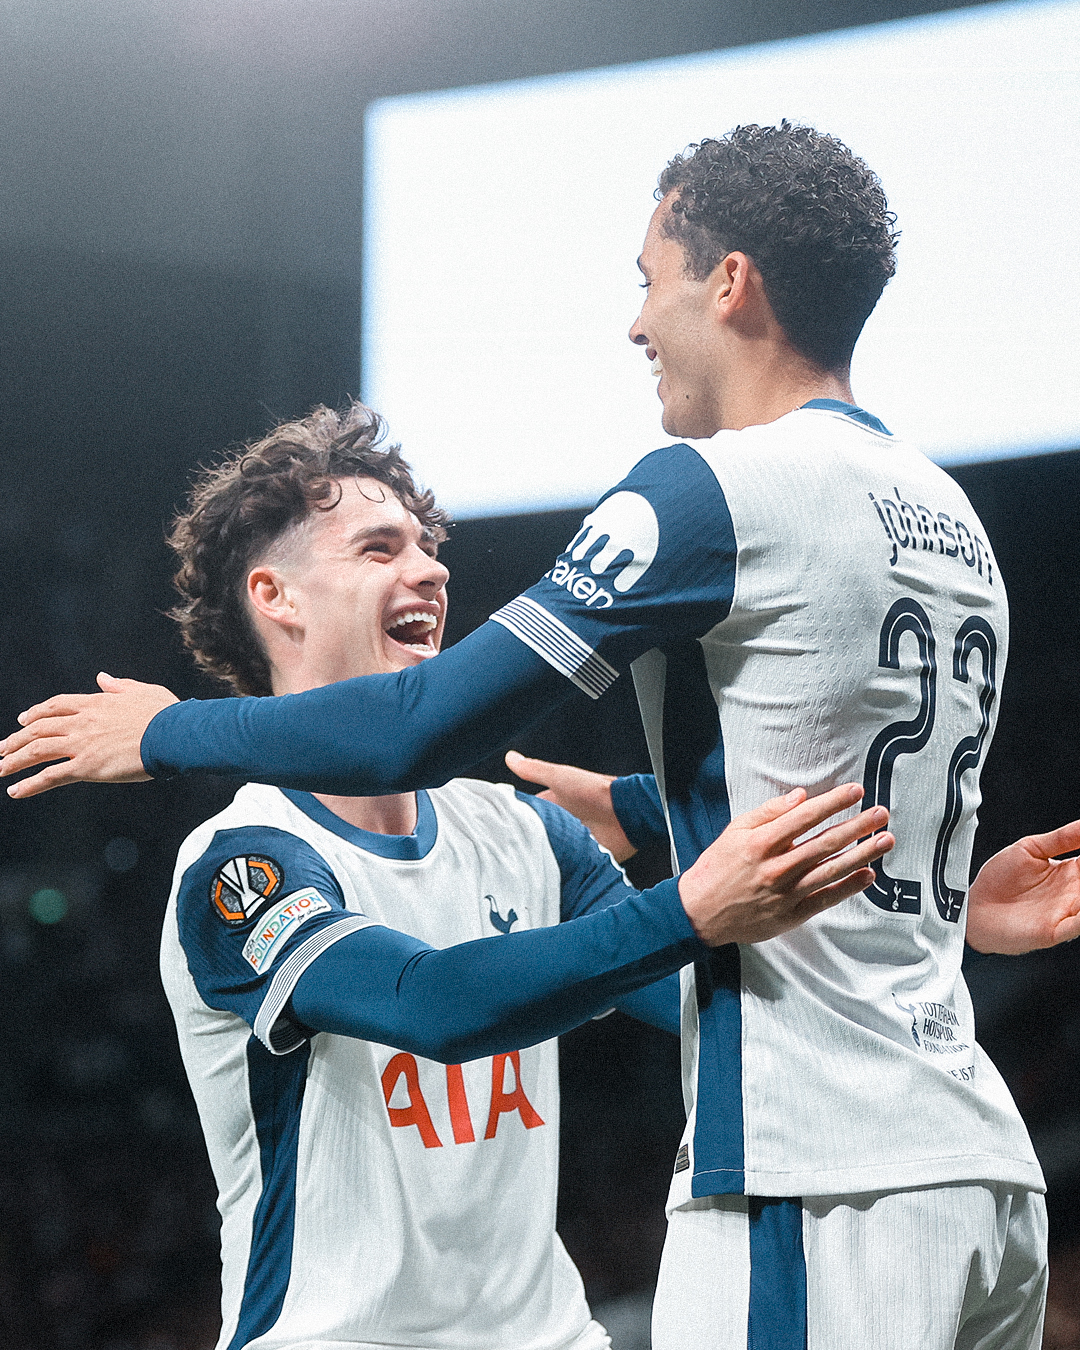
{"left": 5, "top": 760, "right": 81, "bottom": 799}
{"left": 1052, "top": 914, "right": 1080, "bottom": 946}
{"left": 790, "top": 868, "right": 879, "bottom": 920}
{"left": 785, "top": 806, "right": 890, "bottom": 873}
{"left": 730, "top": 787, "right": 807, "bottom": 830}
{"left": 14, "top": 693, "right": 97, "bottom": 728}
{"left": 0, "top": 719, "right": 77, "bottom": 773}
{"left": 504, "top": 751, "right": 553, "bottom": 788}
{"left": 793, "top": 830, "right": 895, "bottom": 894}
{"left": 748, "top": 783, "right": 867, "bottom": 854}
{"left": 1025, "top": 819, "right": 1080, "bottom": 860}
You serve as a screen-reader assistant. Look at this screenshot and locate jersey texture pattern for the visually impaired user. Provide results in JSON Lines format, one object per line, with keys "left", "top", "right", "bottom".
{"left": 494, "top": 404, "right": 1042, "bottom": 1202}
{"left": 162, "top": 780, "right": 623, "bottom": 1350}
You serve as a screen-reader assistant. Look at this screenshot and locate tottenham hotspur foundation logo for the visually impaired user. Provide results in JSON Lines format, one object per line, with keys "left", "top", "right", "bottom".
{"left": 211, "top": 854, "right": 284, "bottom": 924}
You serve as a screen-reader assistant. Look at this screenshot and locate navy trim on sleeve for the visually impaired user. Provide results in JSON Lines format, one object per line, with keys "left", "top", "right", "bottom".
{"left": 515, "top": 790, "right": 631, "bottom": 923}
{"left": 498, "top": 445, "right": 738, "bottom": 680}
{"left": 518, "top": 790, "right": 681, "bottom": 1036}
{"left": 176, "top": 825, "right": 361, "bottom": 1048}
{"left": 610, "top": 773, "right": 668, "bottom": 853}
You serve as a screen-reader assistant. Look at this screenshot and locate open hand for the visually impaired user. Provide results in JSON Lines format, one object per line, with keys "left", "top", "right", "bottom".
{"left": 966, "top": 820, "right": 1080, "bottom": 954}
{"left": 505, "top": 750, "right": 635, "bottom": 861}
{"left": 678, "top": 783, "right": 893, "bottom": 946}
{"left": 0, "top": 673, "right": 179, "bottom": 797}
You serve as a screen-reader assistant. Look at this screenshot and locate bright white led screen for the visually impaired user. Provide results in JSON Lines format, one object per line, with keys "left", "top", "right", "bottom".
{"left": 364, "top": 0, "right": 1080, "bottom": 517}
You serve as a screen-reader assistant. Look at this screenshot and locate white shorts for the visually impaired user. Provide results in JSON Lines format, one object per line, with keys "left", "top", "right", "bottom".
{"left": 651, "top": 1183, "right": 1047, "bottom": 1350}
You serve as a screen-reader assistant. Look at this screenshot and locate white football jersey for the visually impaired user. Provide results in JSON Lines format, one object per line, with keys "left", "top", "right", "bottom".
{"left": 495, "top": 401, "right": 1043, "bottom": 1202}
{"left": 162, "top": 779, "right": 621, "bottom": 1350}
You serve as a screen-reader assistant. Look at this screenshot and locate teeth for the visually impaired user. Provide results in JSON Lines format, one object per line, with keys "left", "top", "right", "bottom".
{"left": 389, "top": 611, "right": 437, "bottom": 631}
{"left": 651, "top": 356, "right": 663, "bottom": 378}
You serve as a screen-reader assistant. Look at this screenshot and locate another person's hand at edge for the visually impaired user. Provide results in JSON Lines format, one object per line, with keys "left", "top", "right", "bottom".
{"left": 505, "top": 749, "right": 635, "bottom": 862}
{"left": 966, "top": 820, "right": 1080, "bottom": 954}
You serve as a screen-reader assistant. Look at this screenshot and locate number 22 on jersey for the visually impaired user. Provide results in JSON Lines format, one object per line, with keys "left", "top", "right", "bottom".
{"left": 862, "top": 597, "right": 998, "bottom": 923}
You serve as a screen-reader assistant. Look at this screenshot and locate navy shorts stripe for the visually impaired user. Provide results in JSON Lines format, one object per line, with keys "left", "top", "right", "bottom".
{"left": 748, "top": 1197, "right": 807, "bottom": 1350}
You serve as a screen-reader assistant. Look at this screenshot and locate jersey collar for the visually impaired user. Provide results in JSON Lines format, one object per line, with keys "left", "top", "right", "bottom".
{"left": 800, "top": 398, "right": 892, "bottom": 436}
{"left": 279, "top": 787, "right": 438, "bottom": 860}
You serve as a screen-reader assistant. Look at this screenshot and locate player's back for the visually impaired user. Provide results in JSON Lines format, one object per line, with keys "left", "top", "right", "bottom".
{"left": 640, "top": 405, "right": 1042, "bottom": 1201}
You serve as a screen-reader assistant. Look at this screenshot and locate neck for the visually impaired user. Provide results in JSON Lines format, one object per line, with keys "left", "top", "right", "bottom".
{"left": 311, "top": 790, "right": 419, "bottom": 836}
{"left": 714, "top": 342, "right": 854, "bottom": 432}
{"left": 272, "top": 672, "right": 418, "bottom": 836}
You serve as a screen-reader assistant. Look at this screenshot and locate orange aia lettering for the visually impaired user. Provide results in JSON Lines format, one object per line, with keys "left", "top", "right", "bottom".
{"left": 445, "top": 1064, "right": 476, "bottom": 1144}
{"left": 484, "top": 1051, "right": 544, "bottom": 1139}
{"left": 381, "top": 1052, "right": 442, "bottom": 1148}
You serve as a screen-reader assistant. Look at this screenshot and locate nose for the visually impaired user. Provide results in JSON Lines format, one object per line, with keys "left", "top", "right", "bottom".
{"left": 405, "top": 545, "right": 450, "bottom": 595}
{"left": 629, "top": 315, "right": 648, "bottom": 346}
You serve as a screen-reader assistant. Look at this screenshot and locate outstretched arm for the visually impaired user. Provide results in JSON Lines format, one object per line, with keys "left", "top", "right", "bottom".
{"left": 289, "top": 785, "right": 892, "bottom": 1058}
{"left": 3, "top": 446, "right": 738, "bottom": 799}
{"left": 2, "top": 626, "right": 573, "bottom": 798}
{"left": 966, "top": 820, "right": 1080, "bottom": 954}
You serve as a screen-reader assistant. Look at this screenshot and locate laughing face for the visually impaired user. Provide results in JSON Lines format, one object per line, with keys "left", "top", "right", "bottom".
{"left": 250, "top": 476, "right": 449, "bottom": 691}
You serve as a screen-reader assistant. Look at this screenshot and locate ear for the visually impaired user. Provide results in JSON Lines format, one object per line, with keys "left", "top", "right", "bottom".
{"left": 712, "top": 251, "right": 756, "bottom": 312}
{"left": 247, "top": 565, "right": 301, "bottom": 630}
{"left": 713, "top": 250, "right": 775, "bottom": 339}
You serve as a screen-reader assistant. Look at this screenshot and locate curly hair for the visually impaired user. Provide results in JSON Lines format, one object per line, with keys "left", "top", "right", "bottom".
{"left": 657, "top": 122, "right": 899, "bottom": 371}
{"left": 168, "top": 402, "right": 449, "bottom": 698}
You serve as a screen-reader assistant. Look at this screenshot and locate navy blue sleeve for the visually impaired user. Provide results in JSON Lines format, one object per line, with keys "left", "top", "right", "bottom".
{"left": 143, "top": 622, "right": 573, "bottom": 794}
{"left": 289, "top": 874, "right": 698, "bottom": 1061}
{"left": 175, "top": 826, "right": 369, "bottom": 1054}
{"left": 140, "top": 447, "right": 735, "bottom": 796}
{"left": 490, "top": 445, "right": 736, "bottom": 696}
{"left": 611, "top": 773, "right": 669, "bottom": 853}
{"left": 517, "top": 791, "right": 680, "bottom": 1036}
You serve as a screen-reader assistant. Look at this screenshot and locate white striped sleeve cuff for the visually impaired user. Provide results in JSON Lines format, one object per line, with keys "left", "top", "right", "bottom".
{"left": 253, "top": 914, "right": 373, "bottom": 1055}
{"left": 491, "top": 596, "right": 619, "bottom": 700}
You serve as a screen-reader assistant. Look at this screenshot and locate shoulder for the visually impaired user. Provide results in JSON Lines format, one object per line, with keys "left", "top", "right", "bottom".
{"left": 173, "top": 782, "right": 303, "bottom": 871}
{"left": 429, "top": 778, "right": 598, "bottom": 862}
{"left": 511, "top": 789, "right": 627, "bottom": 881}
{"left": 172, "top": 785, "right": 344, "bottom": 926}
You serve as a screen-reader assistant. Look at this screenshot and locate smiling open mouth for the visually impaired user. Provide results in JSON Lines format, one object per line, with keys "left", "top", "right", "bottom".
{"left": 384, "top": 610, "right": 439, "bottom": 653}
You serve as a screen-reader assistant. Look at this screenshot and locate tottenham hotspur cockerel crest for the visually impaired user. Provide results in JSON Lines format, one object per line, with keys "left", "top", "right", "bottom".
{"left": 210, "top": 854, "right": 284, "bottom": 924}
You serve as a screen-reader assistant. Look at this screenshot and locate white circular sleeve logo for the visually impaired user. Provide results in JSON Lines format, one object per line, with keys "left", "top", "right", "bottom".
{"left": 568, "top": 491, "right": 660, "bottom": 593}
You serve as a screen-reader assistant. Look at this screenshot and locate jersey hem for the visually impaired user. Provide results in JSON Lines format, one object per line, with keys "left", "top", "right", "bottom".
{"left": 683, "top": 1153, "right": 1045, "bottom": 1202}
{"left": 242, "top": 1320, "right": 611, "bottom": 1350}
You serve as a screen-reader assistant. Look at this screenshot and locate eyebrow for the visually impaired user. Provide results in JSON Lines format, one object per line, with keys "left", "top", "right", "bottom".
{"left": 636, "top": 255, "right": 646, "bottom": 274}
{"left": 346, "top": 522, "right": 438, "bottom": 550}
{"left": 346, "top": 523, "right": 407, "bottom": 546}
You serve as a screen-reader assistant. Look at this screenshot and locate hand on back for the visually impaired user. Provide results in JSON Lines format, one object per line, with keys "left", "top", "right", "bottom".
{"left": 677, "top": 784, "right": 892, "bottom": 946}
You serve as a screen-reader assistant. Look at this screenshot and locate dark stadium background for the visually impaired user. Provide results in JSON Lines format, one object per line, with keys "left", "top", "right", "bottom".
{"left": 1, "top": 2, "right": 1078, "bottom": 1346}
